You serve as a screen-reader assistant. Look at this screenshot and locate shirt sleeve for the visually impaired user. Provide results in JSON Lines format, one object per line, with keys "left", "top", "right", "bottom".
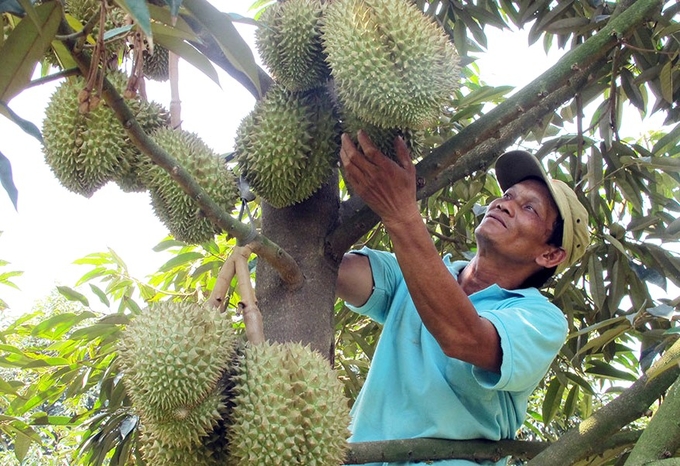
{"left": 473, "top": 299, "right": 568, "bottom": 392}
{"left": 345, "top": 247, "right": 402, "bottom": 324}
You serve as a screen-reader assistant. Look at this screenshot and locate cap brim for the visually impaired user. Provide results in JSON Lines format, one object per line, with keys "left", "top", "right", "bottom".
{"left": 496, "top": 150, "right": 562, "bottom": 214}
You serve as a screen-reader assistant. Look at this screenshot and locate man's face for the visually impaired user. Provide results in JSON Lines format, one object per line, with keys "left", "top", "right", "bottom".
{"left": 475, "top": 179, "right": 560, "bottom": 268}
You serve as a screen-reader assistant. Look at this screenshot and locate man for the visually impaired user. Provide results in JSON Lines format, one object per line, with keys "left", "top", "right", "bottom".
{"left": 336, "top": 131, "right": 590, "bottom": 465}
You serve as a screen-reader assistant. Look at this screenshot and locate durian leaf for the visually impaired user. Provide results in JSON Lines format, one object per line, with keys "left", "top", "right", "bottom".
{"left": 148, "top": 3, "right": 195, "bottom": 36}
{"left": 0, "top": 100, "right": 43, "bottom": 143}
{"left": 16, "top": 0, "right": 39, "bottom": 32}
{"left": 30, "top": 311, "right": 97, "bottom": 339}
{"left": 116, "top": 0, "right": 152, "bottom": 38}
{"left": 0, "top": 150, "right": 19, "bottom": 211}
{"left": 152, "top": 237, "right": 185, "bottom": 251}
{"left": 89, "top": 284, "right": 111, "bottom": 308}
{"left": 153, "top": 33, "right": 220, "bottom": 87}
{"left": 56, "top": 286, "right": 90, "bottom": 306}
{"left": 165, "top": 0, "right": 183, "bottom": 18}
{"left": 0, "top": 1, "right": 61, "bottom": 103}
{"left": 181, "top": 0, "right": 261, "bottom": 96}
{"left": 150, "top": 19, "right": 198, "bottom": 42}
{"left": 157, "top": 251, "right": 204, "bottom": 272}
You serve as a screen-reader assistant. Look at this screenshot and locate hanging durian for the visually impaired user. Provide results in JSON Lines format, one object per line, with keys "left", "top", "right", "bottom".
{"left": 235, "top": 85, "right": 340, "bottom": 208}
{"left": 142, "top": 128, "right": 239, "bottom": 244}
{"left": 227, "top": 341, "right": 351, "bottom": 465}
{"left": 117, "top": 301, "right": 238, "bottom": 426}
{"left": 142, "top": 43, "right": 170, "bottom": 82}
{"left": 42, "top": 71, "right": 169, "bottom": 197}
{"left": 256, "top": 0, "right": 330, "bottom": 91}
{"left": 323, "top": 0, "right": 461, "bottom": 129}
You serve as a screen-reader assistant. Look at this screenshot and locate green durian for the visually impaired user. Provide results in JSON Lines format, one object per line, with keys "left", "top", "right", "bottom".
{"left": 227, "top": 341, "right": 351, "bottom": 465}
{"left": 340, "top": 110, "right": 425, "bottom": 161}
{"left": 42, "top": 73, "right": 127, "bottom": 197}
{"left": 235, "top": 85, "right": 340, "bottom": 208}
{"left": 115, "top": 100, "right": 170, "bottom": 193}
{"left": 142, "top": 128, "right": 239, "bottom": 244}
{"left": 256, "top": 0, "right": 330, "bottom": 91}
{"left": 143, "top": 44, "right": 170, "bottom": 82}
{"left": 138, "top": 419, "right": 230, "bottom": 466}
{"left": 117, "top": 301, "right": 238, "bottom": 423}
{"left": 323, "top": 0, "right": 461, "bottom": 129}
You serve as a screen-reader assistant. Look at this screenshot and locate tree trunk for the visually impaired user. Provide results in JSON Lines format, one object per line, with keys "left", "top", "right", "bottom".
{"left": 256, "top": 172, "right": 341, "bottom": 359}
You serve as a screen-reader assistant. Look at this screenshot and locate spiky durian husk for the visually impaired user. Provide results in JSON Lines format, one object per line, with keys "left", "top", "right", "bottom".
{"left": 256, "top": 0, "right": 330, "bottom": 91}
{"left": 142, "top": 128, "right": 239, "bottom": 244}
{"left": 143, "top": 44, "right": 170, "bottom": 82}
{"left": 115, "top": 100, "right": 171, "bottom": 193}
{"left": 340, "top": 110, "right": 425, "bottom": 161}
{"left": 235, "top": 85, "right": 340, "bottom": 208}
{"left": 138, "top": 418, "right": 230, "bottom": 466}
{"left": 227, "top": 341, "right": 351, "bottom": 465}
{"left": 42, "top": 74, "right": 127, "bottom": 197}
{"left": 117, "top": 302, "right": 238, "bottom": 422}
{"left": 42, "top": 72, "right": 169, "bottom": 197}
{"left": 323, "top": 0, "right": 461, "bottom": 129}
{"left": 63, "top": 0, "right": 128, "bottom": 65}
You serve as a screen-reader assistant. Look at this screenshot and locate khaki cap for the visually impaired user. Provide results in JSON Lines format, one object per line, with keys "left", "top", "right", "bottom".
{"left": 495, "top": 150, "right": 590, "bottom": 274}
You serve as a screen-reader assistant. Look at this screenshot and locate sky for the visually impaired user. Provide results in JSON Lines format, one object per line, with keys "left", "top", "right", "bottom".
{"left": 0, "top": 1, "right": 668, "bottom": 317}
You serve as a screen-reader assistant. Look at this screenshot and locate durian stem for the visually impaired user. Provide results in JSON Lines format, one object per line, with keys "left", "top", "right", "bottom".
{"left": 207, "top": 253, "right": 237, "bottom": 311}
{"left": 233, "top": 245, "right": 265, "bottom": 345}
{"left": 169, "top": 51, "right": 181, "bottom": 129}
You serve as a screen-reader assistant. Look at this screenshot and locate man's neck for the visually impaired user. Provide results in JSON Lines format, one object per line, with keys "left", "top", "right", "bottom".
{"left": 458, "top": 256, "right": 533, "bottom": 295}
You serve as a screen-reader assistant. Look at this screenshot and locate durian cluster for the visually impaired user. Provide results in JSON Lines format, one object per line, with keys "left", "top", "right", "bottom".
{"left": 235, "top": 0, "right": 460, "bottom": 207}
{"left": 42, "top": 69, "right": 239, "bottom": 244}
{"left": 117, "top": 302, "right": 350, "bottom": 465}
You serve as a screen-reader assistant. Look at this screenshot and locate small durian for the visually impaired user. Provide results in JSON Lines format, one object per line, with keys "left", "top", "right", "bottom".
{"left": 235, "top": 85, "right": 340, "bottom": 208}
{"left": 323, "top": 0, "right": 461, "bottom": 129}
{"left": 256, "top": 0, "right": 330, "bottom": 91}
{"left": 117, "top": 301, "right": 238, "bottom": 422}
{"left": 143, "top": 44, "right": 170, "bottom": 82}
{"left": 227, "top": 341, "right": 351, "bottom": 465}
{"left": 142, "top": 128, "right": 239, "bottom": 244}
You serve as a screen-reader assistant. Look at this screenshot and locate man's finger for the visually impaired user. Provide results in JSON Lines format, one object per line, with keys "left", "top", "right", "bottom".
{"left": 356, "top": 129, "right": 384, "bottom": 162}
{"left": 393, "top": 135, "right": 413, "bottom": 169}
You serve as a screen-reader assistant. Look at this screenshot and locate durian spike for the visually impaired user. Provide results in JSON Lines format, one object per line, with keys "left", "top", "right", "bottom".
{"left": 233, "top": 245, "right": 265, "bottom": 345}
{"left": 206, "top": 253, "right": 237, "bottom": 311}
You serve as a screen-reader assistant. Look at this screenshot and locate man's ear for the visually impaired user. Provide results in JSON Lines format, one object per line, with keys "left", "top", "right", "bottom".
{"left": 536, "top": 246, "right": 567, "bottom": 269}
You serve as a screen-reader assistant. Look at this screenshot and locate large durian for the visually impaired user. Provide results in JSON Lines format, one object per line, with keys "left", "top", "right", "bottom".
{"left": 117, "top": 301, "right": 237, "bottom": 433}
{"left": 256, "top": 0, "right": 330, "bottom": 91}
{"left": 227, "top": 341, "right": 351, "bottom": 465}
{"left": 42, "top": 71, "right": 168, "bottom": 197}
{"left": 235, "top": 85, "right": 340, "bottom": 208}
{"left": 323, "top": 0, "right": 461, "bottom": 129}
{"left": 142, "top": 128, "right": 239, "bottom": 244}
{"left": 143, "top": 44, "right": 170, "bottom": 82}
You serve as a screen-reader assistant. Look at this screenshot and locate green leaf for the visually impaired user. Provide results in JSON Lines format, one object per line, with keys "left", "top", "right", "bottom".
{"left": 0, "top": 1, "right": 61, "bottom": 102}
{"left": 651, "top": 122, "right": 680, "bottom": 156}
{"left": 153, "top": 33, "right": 220, "bottom": 87}
{"left": 181, "top": 0, "right": 262, "bottom": 96}
{"left": 68, "top": 323, "right": 120, "bottom": 341}
{"left": 0, "top": 100, "right": 43, "bottom": 143}
{"left": 585, "top": 360, "right": 638, "bottom": 382}
{"left": 659, "top": 61, "right": 674, "bottom": 104}
{"left": 116, "top": 0, "right": 152, "bottom": 38}
{"left": 89, "top": 284, "right": 111, "bottom": 307}
{"left": 30, "top": 311, "right": 97, "bottom": 339}
{"left": 56, "top": 286, "right": 89, "bottom": 306}
{"left": 13, "top": 427, "right": 33, "bottom": 463}
{"left": 542, "top": 377, "right": 564, "bottom": 424}
{"left": 157, "top": 251, "right": 204, "bottom": 272}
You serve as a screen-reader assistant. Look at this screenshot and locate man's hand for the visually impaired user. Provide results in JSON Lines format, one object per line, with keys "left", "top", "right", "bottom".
{"left": 339, "top": 130, "right": 420, "bottom": 227}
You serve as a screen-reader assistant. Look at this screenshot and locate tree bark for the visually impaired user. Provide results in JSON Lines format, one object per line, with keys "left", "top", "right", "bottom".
{"left": 624, "top": 376, "right": 680, "bottom": 465}
{"left": 256, "top": 173, "right": 341, "bottom": 358}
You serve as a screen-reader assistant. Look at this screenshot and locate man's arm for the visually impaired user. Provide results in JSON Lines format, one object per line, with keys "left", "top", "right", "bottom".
{"left": 338, "top": 131, "right": 502, "bottom": 373}
{"left": 336, "top": 252, "right": 373, "bottom": 307}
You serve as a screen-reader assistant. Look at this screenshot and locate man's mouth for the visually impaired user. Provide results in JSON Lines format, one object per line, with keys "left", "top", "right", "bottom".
{"left": 486, "top": 214, "right": 506, "bottom": 227}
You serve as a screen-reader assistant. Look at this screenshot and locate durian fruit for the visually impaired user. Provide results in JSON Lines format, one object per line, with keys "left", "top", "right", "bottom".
{"left": 143, "top": 43, "right": 170, "bottom": 82}
{"left": 235, "top": 85, "right": 340, "bottom": 208}
{"left": 138, "top": 416, "right": 231, "bottom": 466}
{"left": 340, "top": 110, "right": 425, "bottom": 161}
{"left": 42, "top": 71, "right": 169, "bottom": 197}
{"left": 142, "top": 128, "right": 240, "bottom": 244}
{"left": 322, "top": 0, "right": 461, "bottom": 129}
{"left": 115, "top": 100, "right": 170, "bottom": 193}
{"left": 117, "top": 301, "right": 238, "bottom": 430}
{"left": 256, "top": 0, "right": 330, "bottom": 91}
{"left": 227, "top": 341, "right": 351, "bottom": 465}
{"left": 42, "top": 74, "right": 127, "bottom": 197}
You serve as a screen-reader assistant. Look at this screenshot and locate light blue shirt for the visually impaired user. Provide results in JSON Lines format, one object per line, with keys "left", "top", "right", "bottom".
{"left": 346, "top": 248, "right": 568, "bottom": 466}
